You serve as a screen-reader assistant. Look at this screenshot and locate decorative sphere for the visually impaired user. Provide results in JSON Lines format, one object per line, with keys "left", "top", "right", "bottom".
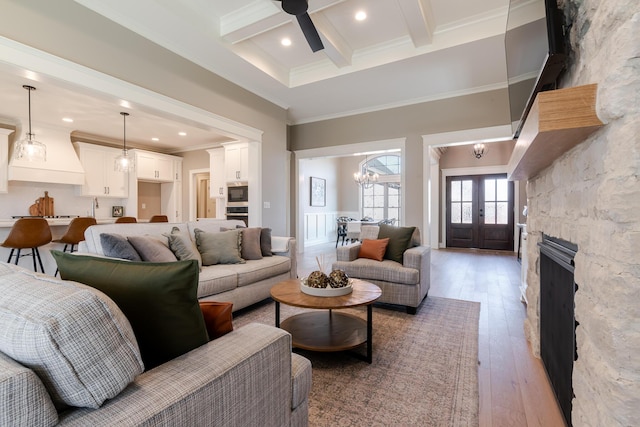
{"left": 306, "top": 271, "right": 330, "bottom": 288}
{"left": 329, "top": 270, "right": 350, "bottom": 288}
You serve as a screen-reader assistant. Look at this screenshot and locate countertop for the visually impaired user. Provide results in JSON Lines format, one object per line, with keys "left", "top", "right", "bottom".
{"left": 0, "top": 218, "right": 117, "bottom": 228}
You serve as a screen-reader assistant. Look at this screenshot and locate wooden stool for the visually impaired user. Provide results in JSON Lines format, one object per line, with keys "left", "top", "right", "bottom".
{"left": 149, "top": 215, "right": 168, "bottom": 223}
{"left": 1, "top": 218, "right": 52, "bottom": 273}
{"left": 115, "top": 216, "right": 137, "bottom": 223}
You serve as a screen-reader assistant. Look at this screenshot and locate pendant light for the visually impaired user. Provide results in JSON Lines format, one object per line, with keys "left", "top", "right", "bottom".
{"left": 353, "top": 154, "right": 379, "bottom": 188}
{"left": 114, "top": 112, "right": 135, "bottom": 172}
{"left": 14, "top": 85, "right": 46, "bottom": 162}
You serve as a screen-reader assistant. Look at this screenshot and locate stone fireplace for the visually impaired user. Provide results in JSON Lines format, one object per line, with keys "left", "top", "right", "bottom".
{"left": 522, "top": 1, "right": 640, "bottom": 425}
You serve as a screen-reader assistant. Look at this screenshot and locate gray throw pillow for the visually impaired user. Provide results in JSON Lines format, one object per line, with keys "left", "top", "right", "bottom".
{"left": 260, "top": 228, "right": 273, "bottom": 257}
{"left": 100, "top": 233, "right": 141, "bottom": 261}
{"left": 163, "top": 227, "right": 202, "bottom": 268}
{"left": 128, "top": 235, "right": 177, "bottom": 262}
{"left": 240, "top": 227, "right": 263, "bottom": 260}
{"left": 194, "top": 229, "right": 245, "bottom": 266}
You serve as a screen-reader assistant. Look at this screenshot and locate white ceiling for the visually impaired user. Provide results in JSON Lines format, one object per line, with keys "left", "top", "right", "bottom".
{"left": 0, "top": 0, "right": 545, "bottom": 152}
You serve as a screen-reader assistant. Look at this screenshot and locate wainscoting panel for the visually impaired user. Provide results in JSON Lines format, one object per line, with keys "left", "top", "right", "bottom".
{"left": 304, "top": 212, "right": 340, "bottom": 247}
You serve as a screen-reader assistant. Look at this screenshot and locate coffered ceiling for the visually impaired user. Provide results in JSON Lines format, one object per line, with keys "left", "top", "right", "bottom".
{"left": 0, "top": 0, "right": 539, "bottom": 152}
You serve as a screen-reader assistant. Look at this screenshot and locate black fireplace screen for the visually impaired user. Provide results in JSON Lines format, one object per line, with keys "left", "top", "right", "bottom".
{"left": 539, "top": 234, "right": 578, "bottom": 427}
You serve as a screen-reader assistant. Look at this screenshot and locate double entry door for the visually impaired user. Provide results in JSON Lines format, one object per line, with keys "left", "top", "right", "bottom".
{"left": 446, "top": 174, "right": 514, "bottom": 250}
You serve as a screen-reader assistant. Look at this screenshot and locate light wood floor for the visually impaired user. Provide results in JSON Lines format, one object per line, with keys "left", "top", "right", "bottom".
{"left": 299, "top": 242, "right": 566, "bottom": 427}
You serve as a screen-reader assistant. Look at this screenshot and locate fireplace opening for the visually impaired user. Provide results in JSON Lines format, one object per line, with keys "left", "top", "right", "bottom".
{"left": 538, "top": 234, "right": 578, "bottom": 427}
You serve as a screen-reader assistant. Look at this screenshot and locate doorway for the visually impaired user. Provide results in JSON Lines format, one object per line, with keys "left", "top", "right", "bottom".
{"left": 446, "top": 174, "right": 514, "bottom": 250}
{"left": 195, "top": 172, "right": 217, "bottom": 219}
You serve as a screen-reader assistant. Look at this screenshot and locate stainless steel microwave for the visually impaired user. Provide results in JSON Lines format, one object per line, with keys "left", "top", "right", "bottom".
{"left": 227, "top": 184, "right": 248, "bottom": 205}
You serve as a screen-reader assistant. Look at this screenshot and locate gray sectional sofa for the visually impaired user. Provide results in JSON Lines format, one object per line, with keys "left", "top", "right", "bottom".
{"left": 0, "top": 261, "right": 311, "bottom": 426}
{"left": 79, "top": 219, "right": 297, "bottom": 312}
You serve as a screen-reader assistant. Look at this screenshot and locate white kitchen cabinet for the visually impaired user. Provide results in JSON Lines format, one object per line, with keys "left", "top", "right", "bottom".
{"left": 74, "top": 142, "right": 128, "bottom": 198}
{"left": 0, "top": 129, "right": 12, "bottom": 194}
{"left": 135, "top": 150, "right": 174, "bottom": 182}
{"left": 173, "top": 158, "right": 182, "bottom": 182}
{"left": 223, "top": 142, "right": 248, "bottom": 183}
{"left": 207, "top": 148, "right": 226, "bottom": 199}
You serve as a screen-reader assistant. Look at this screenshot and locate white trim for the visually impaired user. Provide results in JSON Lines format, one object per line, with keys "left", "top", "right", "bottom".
{"left": 0, "top": 36, "right": 263, "bottom": 143}
{"left": 440, "top": 166, "right": 519, "bottom": 250}
{"left": 422, "top": 125, "right": 513, "bottom": 147}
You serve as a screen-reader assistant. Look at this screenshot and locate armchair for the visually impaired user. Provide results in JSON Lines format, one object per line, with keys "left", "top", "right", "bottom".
{"left": 332, "top": 226, "right": 430, "bottom": 314}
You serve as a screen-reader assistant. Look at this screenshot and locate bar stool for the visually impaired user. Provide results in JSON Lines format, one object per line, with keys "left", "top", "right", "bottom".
{"left": 1, "top": 218, "right": 52, "bottom": 273}
{"left": 53, "top": 217, "right": 97, "bottom": 253}
{"left": 149, "top": 215, "right": 168, "bottom": 223}
{"left": 115, "top": 216, "right": 137, "bottom": 223}
{"left": 52, "top": 217, "right": 97, "bottom": 277}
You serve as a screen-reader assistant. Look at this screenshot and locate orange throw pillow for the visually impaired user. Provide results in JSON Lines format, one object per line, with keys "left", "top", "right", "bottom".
{"left": 199, "top": 301, "right": 233, "bottom": 340}
{"left": 358, "top": 238, "right": 390, "bottom": 261}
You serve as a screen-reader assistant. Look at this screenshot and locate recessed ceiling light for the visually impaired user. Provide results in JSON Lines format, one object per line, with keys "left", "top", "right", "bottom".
{"left": 281, "top": 38, "right": 292, "bottom": 47}
{"left": 62, "top": 117, "right": 73, "bottom": 123}
{"left": 178, "top": 132, "right": 187, "bottom": 136}
{"left": 119, "top": 100, "right": 132, "bottom": 109}
{"left": 355, "top": 11, "right": 367, "bottom": 21}
{"left": 151, "top": 137, "right": 159, "bottom": 141}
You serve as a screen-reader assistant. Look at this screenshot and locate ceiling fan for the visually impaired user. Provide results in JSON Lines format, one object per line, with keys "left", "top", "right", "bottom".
{"left": 276, "top": 0, "right": 324, "bottom": 52}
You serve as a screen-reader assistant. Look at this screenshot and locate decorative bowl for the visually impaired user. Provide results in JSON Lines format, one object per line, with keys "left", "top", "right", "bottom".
{"left": 300, "top": 279, "right": 353, "bottom": 297}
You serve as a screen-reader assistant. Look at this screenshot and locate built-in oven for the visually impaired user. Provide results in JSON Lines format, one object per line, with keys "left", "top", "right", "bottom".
{"left": 226, "top": 205, "right": 248, "bottom": 226}
{"left": 227, "top": 184, "right": 248, "bottom": 206}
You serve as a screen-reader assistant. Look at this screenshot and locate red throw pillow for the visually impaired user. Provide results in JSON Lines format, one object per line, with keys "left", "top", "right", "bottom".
{"left": 199, "top": 301, "right": 233, "bottom": 340}
{"left": 358, "top": 238, "right": 390, "bottom": 261}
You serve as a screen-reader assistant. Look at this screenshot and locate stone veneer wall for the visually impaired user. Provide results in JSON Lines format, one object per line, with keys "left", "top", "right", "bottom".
{"left": 523, "top": 1, "right": 639, "bottom": 425}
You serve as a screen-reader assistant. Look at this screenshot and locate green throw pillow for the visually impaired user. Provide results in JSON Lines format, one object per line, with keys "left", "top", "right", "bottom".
{"left": 377, "top": 224, "right": 417, "bottom": 263}
{"left": 51, "top": 251, "right": 209, "bottom": 370}
{"left": 194, "top": 228, "right": 245, "bottom": 266}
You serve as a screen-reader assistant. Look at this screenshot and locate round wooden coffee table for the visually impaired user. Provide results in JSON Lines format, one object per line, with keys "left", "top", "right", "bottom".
{"left": 270, "top": 278, "right": 382, "bottom": 363}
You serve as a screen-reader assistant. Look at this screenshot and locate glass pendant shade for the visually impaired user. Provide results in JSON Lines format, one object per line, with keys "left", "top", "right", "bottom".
{"left": 114, "top": 111, "right": 134, "bottom": 172}
{"left": 14, "top": 85, "right": 46, "bottom": 162}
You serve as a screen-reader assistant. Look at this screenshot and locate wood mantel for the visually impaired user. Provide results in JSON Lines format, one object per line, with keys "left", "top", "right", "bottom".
{"left": 507, "top": 83, "right": 604, "bottom": 181}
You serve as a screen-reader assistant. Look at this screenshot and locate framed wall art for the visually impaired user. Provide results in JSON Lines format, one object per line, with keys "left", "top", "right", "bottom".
{"left": 310, "top": 177, "right": 326, "bottom": 207}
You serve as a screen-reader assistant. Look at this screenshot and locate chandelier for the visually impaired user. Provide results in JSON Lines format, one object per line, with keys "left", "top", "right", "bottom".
{"left": 473, "top": 143, "right": 486, "bottom": 159}
{"left": 353, "top": 155, "right": 379, "bottom": 188}
{"left": 114, "top": 112, "right": 135, "bottom": 172}
{"left": 14, "top": 85, "right": 46, "bottom": 162}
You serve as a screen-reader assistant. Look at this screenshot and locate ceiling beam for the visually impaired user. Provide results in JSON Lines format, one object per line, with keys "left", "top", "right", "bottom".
{"left": 397, "top": 0, "right": 435, "bottom": 47}
{"left": 221, "top": 0, "right": 346, "bottom": 44}
{"left": 312, "top": 12, "right": 352, "bottom": 68}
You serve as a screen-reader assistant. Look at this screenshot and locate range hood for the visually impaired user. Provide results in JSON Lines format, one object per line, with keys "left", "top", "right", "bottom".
{"left": 8, "top": 126, "right": 85, "bottom": 185}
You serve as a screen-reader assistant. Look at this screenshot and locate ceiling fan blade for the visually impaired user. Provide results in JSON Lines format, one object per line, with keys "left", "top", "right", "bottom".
{"left": 297, "top": 12, "right": 324, "bottom": 52}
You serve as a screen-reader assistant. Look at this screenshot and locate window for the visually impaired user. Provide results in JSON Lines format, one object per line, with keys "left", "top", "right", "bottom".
{"left": 484, "top": 178, "right": 509, "bottom": 224}
{"left": 360, "top": 155, "right": 401, "bottom": 221}
{"left": 450, "top": 179, "right": 473, "bottom": 224}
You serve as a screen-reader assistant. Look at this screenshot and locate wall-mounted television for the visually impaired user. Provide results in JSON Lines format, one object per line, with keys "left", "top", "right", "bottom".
{"left": 506, "top": 0, "right": 567, "bottom": 139}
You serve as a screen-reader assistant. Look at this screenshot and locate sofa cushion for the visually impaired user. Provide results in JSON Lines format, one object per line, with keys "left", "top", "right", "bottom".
{"left": 128, "top": 235, "right": 177, "bottom": 262}
{"left": 0, "top": 352, "right": 59, "bottom": 427}
{"left": 332, "top": 258, "right": 419, "bottom": 285}
{"left": 378, "top": 224, "right": 416, "bottom": 263}
{"left": 222, "top": 256, "right": 292, "bottom": 287}
{"left": 199, "top": 301, "right": 234, "bottom": 340}
{"left": 358, "top": 238, "right": 389, "bottom": 261}
{"left": 100, "top": 233, "right": 142, "bottom": 261}
{"left": 164, "top": 226, "right": 202, "bottom": 268}
{"left": 197, "top": 267, "right": 239, "bottom": 298}
{"left": 195, "top": 228, "right": 245, "bottom": 265}
{"left": 52, "top": 252, "right": 209, "bottom": 370}
{"left": 0, "top": 262, "right": 144, "bottom": 410}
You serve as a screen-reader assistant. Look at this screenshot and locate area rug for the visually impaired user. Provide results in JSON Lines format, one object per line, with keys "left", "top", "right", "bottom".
{"left": 233, "top": 297, "right": 480, "bottom": 427}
